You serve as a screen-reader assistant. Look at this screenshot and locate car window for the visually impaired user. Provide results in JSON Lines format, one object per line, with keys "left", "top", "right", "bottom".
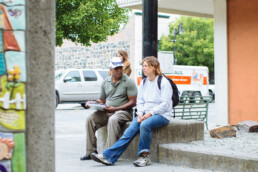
{"left": 55, "top": 70, "right": 64, "bottom": 80}
{"left": 83, "top": 70, "right": 97, "bottom": 81}
{"left": 98, "top": 70, "right": 109, "bottom": 79}
{"left": 64, "top": 71, "right": 81, "bottom": 82}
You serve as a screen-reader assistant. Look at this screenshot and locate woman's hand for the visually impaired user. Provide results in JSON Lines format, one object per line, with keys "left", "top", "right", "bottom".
{"left": 137, "top": 114, "right": 143, "bottom": 123}
{"left": 137, "top": 113, "right": 152, "bottom": 123}
{"left": 142, "top": 113, "right": 152, "bottom": 121}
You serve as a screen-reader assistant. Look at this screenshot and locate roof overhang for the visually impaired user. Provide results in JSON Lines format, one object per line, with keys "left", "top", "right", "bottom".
{"left": 118, "top": 0, "right": 214, "bottom": 18}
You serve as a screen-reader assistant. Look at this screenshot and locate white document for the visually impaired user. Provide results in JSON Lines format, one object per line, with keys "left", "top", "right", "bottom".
{"left": 88, "top": 103, "right": 106, "bottom": 111}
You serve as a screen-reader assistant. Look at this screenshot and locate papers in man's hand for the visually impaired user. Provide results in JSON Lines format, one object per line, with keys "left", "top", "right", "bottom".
{"left": 88, "top": 103, "right": 106, "bottom": 111}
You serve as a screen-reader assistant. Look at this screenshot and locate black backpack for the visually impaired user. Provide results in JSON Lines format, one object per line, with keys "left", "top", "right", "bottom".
{"left": 143, "top": 74, "right": 180, "bottom": 118}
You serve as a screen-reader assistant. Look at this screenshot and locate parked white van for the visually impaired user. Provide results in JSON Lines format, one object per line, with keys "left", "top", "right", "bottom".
{"left": 55, "top": 69, "right": 109, "bottom": 108}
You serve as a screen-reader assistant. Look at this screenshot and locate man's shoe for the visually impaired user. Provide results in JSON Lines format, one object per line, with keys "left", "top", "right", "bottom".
{"left": 80, "top": 154, "right": 91, "bottom": 160}
{"left": 133, "top": 155, "right": 151, "bottom": 167}
{"left": 90, "top": 153, "right": 111, "bottom": 166}
{"left": 80, "top": 151, "right": 98, "bottom": 160}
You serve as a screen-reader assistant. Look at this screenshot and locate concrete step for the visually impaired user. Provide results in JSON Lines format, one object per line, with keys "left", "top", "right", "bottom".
{"left": 159, "top": 143, "right": 258, "bottom": 172}
{"left": 97, "top": 119, "right": 204, "bottom": 162}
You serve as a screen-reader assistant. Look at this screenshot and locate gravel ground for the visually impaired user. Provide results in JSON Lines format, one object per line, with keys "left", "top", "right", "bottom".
{"left": 187, "top": 130, "right": 258, "bottom": 156}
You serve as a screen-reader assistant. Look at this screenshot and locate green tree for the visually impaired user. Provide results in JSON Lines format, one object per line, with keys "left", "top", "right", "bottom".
{"left": 160, "top": 16, "right": 214, "bottom": 80}
{"left": 56, "top": 0, "right": 129, "bottom": 46}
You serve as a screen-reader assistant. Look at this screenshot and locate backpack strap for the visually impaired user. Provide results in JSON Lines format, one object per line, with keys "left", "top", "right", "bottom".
{"left": 157, "top": 75, "right": 162, "bottom": 90}
{"left": 143, "top": 78, "right": 146, "bottom": 85}
{"left": 144, "top": 76, "right": 162, "bottom": 90}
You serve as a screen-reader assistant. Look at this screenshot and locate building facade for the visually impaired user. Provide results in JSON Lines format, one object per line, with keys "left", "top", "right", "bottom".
{"left": 118, "top": 0, "right": 258, "bottom": 125}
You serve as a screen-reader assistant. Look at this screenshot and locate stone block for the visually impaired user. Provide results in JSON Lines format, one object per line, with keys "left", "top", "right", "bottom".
{"left": 237, "top": 120, "right": 258, "bottom": 132}
{"left": 209, "top": 125, "right": 236, "bottom": 139}
{"left": 96, "top": 119, "right": 204, "bottom": 162}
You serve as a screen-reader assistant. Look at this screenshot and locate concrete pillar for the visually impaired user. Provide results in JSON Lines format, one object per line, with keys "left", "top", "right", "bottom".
{"left": 142, "top": 0, "right": 158, "bottom": 61}
{"left": 26, "top": 0, "right": 55, "bottom": 171}
{"left": 213, "top": 0, "right": 228, "bottom": 125}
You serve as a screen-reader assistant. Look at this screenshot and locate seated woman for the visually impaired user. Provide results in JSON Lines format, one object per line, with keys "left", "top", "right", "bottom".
{"left": 90, "top": 56, "right": 173, "bottom": 167}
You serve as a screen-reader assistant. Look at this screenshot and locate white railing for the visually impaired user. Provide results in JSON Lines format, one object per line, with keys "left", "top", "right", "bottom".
{"left": 0, "top": 92, "right": 26, "bottom": 110}
{"left": 117, "top": 0, "right": 142, "bottom": 6}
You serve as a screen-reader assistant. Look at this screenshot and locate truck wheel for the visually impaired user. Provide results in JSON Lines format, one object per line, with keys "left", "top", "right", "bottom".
{"left": 55, "top": 94, "right": 59, "bottom": 108}
{"left": 209, "top": 90, "right": 213, "bottom": 103}
{"left": 181, "top": 92, "right": 190, "bottom": 103}
{"left": 193, "top": 92, "right": 202, "bottom": 103}
{"left": 81, "top": 103, "right": 87, "bottom": 109}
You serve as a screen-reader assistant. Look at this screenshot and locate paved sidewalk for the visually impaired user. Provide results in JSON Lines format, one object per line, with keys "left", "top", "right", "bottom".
{"left": 56, "top": 133, "right": 212, "bottom": 172}
{"left": 56, "top": 103, "right": 258, "bottom": 171}
{"left": 55, "top": 103, "right": 216, "bottom": 172}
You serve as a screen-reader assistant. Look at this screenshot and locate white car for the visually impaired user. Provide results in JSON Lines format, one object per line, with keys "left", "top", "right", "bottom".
{"left": 55, "top": 69, "right": 109, "bottom": 108}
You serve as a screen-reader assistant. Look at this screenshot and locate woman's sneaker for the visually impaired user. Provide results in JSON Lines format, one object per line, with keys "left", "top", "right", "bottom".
{"left": 90, "top": 153, "right": 111, "bottom": 166}
{"left": 133, "top": 155, "right": 151, "bottom": 167}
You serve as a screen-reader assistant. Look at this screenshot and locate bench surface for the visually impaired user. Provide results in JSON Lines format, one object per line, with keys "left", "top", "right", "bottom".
{"left": 175, "top": 96, "right": 210, "bottom": 129}
{"left": 97, "top": 119, "right": 204, "bottom": 162}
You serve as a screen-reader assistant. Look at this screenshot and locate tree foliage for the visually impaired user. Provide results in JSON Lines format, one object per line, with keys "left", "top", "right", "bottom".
{"left": 159, "top": 16, "right": 214, "bottom": 79}
{"left": 56, "top": 0, "right": 129, "bottom": 46}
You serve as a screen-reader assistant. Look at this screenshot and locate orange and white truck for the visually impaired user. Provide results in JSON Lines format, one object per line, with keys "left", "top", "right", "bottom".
{"left": 136, "top": 65, "right": 209, "bottom": 98}
{"left": 135, "top": 52, "right": 209, "bottom": 99}
{"left": 166, "top": 65, "right": 209, "bottom": 98}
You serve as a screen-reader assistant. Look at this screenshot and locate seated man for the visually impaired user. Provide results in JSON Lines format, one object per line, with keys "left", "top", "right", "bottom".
{"left": 80, "top": 57, "right": 137, "bottom": 160}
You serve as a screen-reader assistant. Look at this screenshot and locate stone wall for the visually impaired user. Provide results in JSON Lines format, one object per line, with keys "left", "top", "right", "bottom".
{"left": 55, "top": 15, "right": 136, "bottom": 79}
{"left": 55, "top": 41, "right": 130, "bottom": 69}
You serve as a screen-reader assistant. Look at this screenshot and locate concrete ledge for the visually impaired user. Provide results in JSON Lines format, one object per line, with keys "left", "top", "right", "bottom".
{"left": 159, "top": 143, "right": 258, "bottom": 172}
{"left": 97, "top": 119, "right": 204, "bottom": 162}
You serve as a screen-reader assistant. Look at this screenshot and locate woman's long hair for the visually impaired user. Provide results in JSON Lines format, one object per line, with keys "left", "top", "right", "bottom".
{"left": 142, "top": 56, "right": 162, "bottom": 76}
{"left": 117, "top": 49, "right": 129, "bottom": 62}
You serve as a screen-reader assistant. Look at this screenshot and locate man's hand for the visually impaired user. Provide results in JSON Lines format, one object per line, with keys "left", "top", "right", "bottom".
{"left": 104, "top": 106, "right": 118, "bottom": 113}
{"left": 85, "top": 100, "right": 95, "bottom": 109}
{"left": 85, "top": 99, "right": 105, "bottom": 109}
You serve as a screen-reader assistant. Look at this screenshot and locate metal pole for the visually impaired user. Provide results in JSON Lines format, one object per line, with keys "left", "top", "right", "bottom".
{"left": 142, "top": 0, "right": 158, "bottom": 78}
{"left": 174, "top": 32, "right": 177, "bottom": 65}
{"left": 173, "top": 22, "right": 183, "bottom": 65}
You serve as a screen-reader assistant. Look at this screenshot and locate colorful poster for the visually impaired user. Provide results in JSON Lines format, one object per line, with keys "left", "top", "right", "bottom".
{"left": 0, "top": 2, "right": 26, "bottom": 172}
{"left": 5, "top": 52, "right": 26, "bottom": 82}
{"left": 0, "top": 0, "right": 25, "bottom": 6}
{"left": 0, "top": 133, "right": 26, "bottom": 172}
{"left": 0, "top": 4, "right": 25, "bottom": 131}
{"left": 0, "top": 53, "right": 4, "bottom": 75}
{"left": 11, "top": 133, "right": 26, "bottom": 172}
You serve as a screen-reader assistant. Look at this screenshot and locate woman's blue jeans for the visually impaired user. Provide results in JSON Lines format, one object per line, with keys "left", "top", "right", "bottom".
{"left": 102, "top": 114, "right": 169, "bottom": 165}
